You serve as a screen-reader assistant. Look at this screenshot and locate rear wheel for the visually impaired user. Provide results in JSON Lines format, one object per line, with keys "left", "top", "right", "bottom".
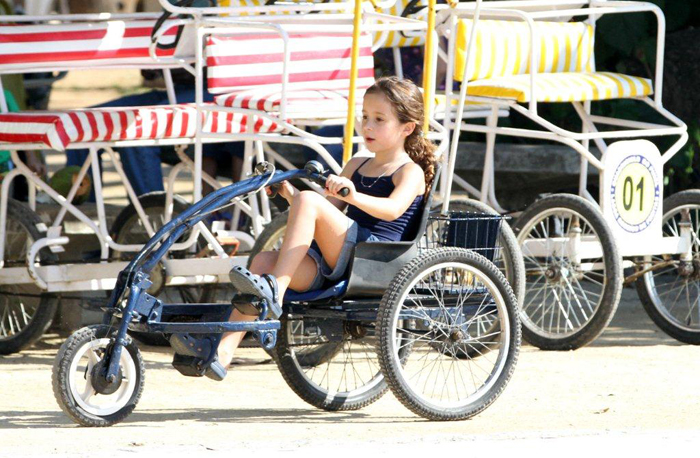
{"left": 274, "top": 313, "right": 387, "bottom": 411}
{"left": 0, "top": 199, "right": 58, "bottom": 355}
{"left": 513, "top": 194, "right": 622, "bottom": 350}
{"left": 636, "top": 190, "right": 700, "bottom": 344}
{"left": 377, "top": 248, "right": 520, "bottom": 420}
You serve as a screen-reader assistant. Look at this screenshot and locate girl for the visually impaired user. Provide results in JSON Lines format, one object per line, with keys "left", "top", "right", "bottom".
{"left": 170, "top": 77, "right": 438, "bottom": 380}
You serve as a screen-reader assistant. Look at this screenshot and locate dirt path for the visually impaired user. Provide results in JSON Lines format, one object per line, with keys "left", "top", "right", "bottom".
{"left": 1, "top": 289, "right": 699, "bottom": 454}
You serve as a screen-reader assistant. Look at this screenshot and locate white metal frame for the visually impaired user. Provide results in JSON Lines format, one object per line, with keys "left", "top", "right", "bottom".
{"left": 440, "top": 0, "right": 687, "bottom": 215}
{"left": 182, "top": 3, "right": 450, "bottom": 222}
{"left": 440, "top": 0, "right": 690, "bottom": 263}
{"left": 0, "top": 12, "right": 254, "bottom": 291}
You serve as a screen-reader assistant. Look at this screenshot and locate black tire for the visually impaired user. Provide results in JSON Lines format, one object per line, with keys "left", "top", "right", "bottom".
{"left": 0, "top": 199, "right": 59, "bottom": 355}
{"left": 513, "top": 194, "right": 622, "bottom": 350}
{"left": 274, "top": 313, "right": 388, "bottom": 411}
{"left": 377, "top": 247, "right": 520, "bottom": 421}
{"left": 110, "top": 192, "right": 212, "bottom": 346}
{"left": 247, "top": 209, "right": 289, "bottom": 265}
{"left": 52, "top": 324, "right": 145, "bottom": 427}
{"left": 635, "top": 190, "right": 700, "bottom": 344}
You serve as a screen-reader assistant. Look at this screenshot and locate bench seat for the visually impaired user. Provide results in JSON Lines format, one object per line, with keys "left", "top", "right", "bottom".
{"left": 0, "top": 103, "right": 282, "bottom": 151}
{"left": 465, "top": 72, "right": 653, "bottom": 103}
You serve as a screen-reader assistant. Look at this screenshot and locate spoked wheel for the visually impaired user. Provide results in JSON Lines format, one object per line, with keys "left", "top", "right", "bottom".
{"left": 429, "top": 198, "right": 525, "bottom": 359}
{"left": 636, "top": 190, "right": 700, "bottom": 344}
{"left": 110, "top": 192, "right": 212, "bottom": 346}
{"left": 52, "top": 325, "right": 145, "bottom": 427}
{"left": 274, "top": 314, "right": 388, "bottom": 411}
{"left": 377, "top": 248, "right": 520, "bottom": 421}
{"left": 514, "top": 194, "right": 622, "bottom": 350}
{"left": 0, "top": 199, "right": 58, "bottom": 355}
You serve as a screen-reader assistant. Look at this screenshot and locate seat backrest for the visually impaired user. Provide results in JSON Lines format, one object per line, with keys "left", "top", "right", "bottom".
{"left": 206, "top": 30, "right": 375, "bottom": 95}
{"left": 377, "top": 0, "right": 429, "bottom": 49}
{"left": 453, "top": 19, "right": 594, "bottom": 82}
{"left": 0, "top": 18, "right": 193, "bottom": 74}
{"left": 405, "top": 161, "right": 441, "bottom": 243}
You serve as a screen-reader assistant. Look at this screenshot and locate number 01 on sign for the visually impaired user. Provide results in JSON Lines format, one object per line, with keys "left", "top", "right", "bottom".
{"left": 602, "top": 140, "right": 663, "bottom": 256}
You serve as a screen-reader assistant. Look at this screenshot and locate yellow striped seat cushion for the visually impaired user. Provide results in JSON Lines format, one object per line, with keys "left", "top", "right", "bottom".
{"left": 454, "top": 19, "right": 594, "bottom": 82}
{"left": 466, "top": 72, "right": 653, "bottom": 102}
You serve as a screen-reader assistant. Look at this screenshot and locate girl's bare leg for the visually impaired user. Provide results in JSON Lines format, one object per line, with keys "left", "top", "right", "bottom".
{"left": 217, "top": 190, "right": 350, "bottom": 367}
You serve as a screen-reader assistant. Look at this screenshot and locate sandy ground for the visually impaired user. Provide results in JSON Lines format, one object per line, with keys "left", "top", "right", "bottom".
{"left": 1, "top": 289, "right": 699, "bottom": 455}
{"left": 3, "top": 71, "right": 699, "bottom": 455}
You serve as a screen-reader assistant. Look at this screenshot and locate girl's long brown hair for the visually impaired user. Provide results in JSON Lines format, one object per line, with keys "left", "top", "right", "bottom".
{"left": 364, "top": 76, "right": 438, "bottom": 198}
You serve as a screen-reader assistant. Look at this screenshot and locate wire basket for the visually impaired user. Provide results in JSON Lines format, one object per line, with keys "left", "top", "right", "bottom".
{"left": 421, "top": 211, "right": 507, "bottom": 262}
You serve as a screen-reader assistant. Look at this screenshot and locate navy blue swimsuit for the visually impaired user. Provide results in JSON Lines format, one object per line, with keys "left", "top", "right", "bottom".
{"left": 346, "top": 158, "right": 424, "bottom": 242}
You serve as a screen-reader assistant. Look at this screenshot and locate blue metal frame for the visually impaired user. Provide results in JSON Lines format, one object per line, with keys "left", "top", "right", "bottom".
{"left": 101, "top": 164, "right": 316, "bottom": 382}
{"left": 98, "top": 161, "right": 500, "bottom": 384}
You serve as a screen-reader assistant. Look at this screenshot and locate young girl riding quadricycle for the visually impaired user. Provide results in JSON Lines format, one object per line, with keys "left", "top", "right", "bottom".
{"left": 53, "top": 77, "right": 521, "bottom": 426}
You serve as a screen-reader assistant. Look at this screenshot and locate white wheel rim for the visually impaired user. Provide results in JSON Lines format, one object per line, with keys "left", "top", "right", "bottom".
{"left": 517, "top": 207, "right": 607, "bottom": 338}
{"left": 643, "top": 204, "right": 700, "bottom": 331}
{"left": 68, "top": 338, "right": 137, "bottom": 417}
{"left": 390, "top": 261, "right": 511, "bottom": 410}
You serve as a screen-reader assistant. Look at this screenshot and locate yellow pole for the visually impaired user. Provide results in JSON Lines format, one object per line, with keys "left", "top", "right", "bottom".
{"left": 343, "top": 0, "right": 364, "bottom": 166}
{"left": 421, "top": 0, "right": 437, "bottom": 134}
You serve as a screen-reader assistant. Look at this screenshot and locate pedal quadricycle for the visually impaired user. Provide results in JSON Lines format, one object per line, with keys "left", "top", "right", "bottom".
{"left": 52, "top": 160, "right": 521, "bottom": 426}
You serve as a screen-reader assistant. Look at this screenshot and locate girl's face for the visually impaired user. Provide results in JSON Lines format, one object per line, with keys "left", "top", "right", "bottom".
{"left": 361, "top": 92, "right": 415, "bottom": 156}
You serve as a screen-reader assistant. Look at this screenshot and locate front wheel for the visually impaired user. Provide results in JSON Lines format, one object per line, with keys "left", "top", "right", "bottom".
{"left": 636, "top": 190, "right": 700, "bottom": 344}
{"left": 52, "top": 325, "right": 145, "bottom": 427}
{"left": 377, "top": 248, "right": 520, "bottom": 421}
{"left": 513, "top": 194, "right": 622, "bottom": 350}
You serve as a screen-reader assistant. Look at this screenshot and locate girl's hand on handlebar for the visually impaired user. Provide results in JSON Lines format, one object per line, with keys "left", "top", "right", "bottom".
{"left": 267, "top": 180, "right": 296, "bottom": 203}
{"left": 325, "top": 174, "right": 355, "bottom": 202}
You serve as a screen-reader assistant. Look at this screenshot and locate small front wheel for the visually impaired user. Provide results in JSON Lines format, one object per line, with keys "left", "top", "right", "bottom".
{"left": 52, "top": 325, "right": 145, "bottom": 427}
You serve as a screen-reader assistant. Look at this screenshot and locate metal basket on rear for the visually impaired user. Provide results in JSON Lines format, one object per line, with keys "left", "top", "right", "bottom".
{"left": 421, "top": 211, "right": 506, "bottom": 262}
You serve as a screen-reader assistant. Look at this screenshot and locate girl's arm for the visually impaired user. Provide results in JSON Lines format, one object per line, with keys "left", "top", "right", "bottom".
{"left": 270, "top": 157, "right": 365, "bottom": 210}
{"left": 327, "top": 162, "right": 425, "bottom": 221}
{"left": 325, "top": 156, "right": 366, "bottom": 211}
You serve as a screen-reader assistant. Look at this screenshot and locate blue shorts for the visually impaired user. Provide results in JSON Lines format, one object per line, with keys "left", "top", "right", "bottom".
{"left": 301, "top": 219, "right": 379, "bottom": 292}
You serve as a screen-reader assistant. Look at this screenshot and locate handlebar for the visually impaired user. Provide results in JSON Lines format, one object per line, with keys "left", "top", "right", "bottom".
{"left": 268, "top": 160, "right": 349, "bottom": 198}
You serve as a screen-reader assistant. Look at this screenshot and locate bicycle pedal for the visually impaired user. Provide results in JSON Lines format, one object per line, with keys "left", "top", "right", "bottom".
{"left": 231, "top": 293, "right": 264, "bottom": 316}
{"left": 172, "top": 353, "right": 206, "bottom": 377}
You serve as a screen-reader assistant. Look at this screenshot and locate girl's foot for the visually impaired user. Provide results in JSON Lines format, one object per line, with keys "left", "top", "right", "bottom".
{"left": 229, "top": 266, "right": 282, "bottom": 319}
